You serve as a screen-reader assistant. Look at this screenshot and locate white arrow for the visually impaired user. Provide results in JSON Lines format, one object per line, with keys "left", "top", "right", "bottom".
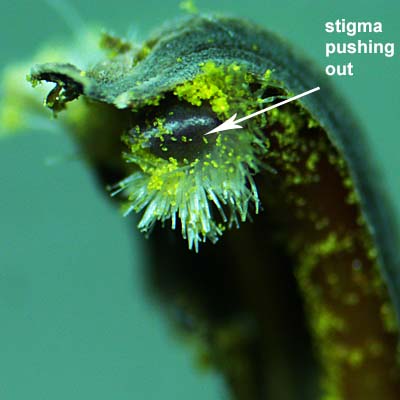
{"left": 204, "top": 86, "right": 320, "bottom": 135}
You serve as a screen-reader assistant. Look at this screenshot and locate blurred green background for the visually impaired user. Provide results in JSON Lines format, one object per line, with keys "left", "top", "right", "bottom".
{"left": 0, "top": 0, "right": 399, "bottom": 399}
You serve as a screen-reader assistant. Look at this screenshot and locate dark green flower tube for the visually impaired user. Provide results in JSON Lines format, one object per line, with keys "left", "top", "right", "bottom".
{"left": 8, "top": 13, "right": 400, "bottom": 400}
